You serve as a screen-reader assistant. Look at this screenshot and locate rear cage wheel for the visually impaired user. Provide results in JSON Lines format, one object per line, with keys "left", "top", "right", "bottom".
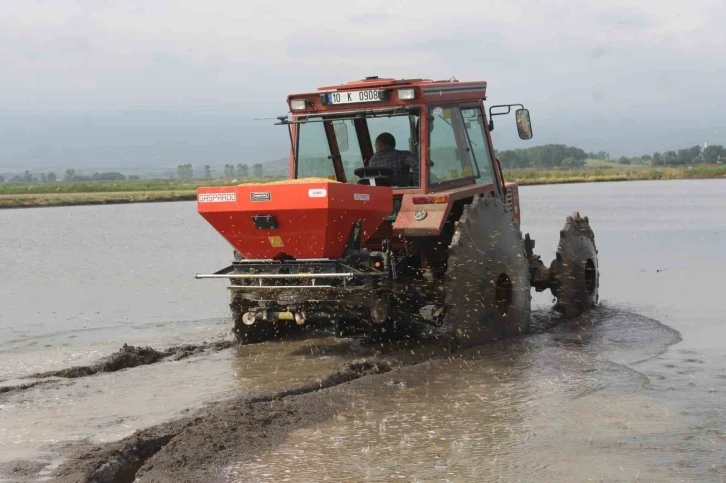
{"left": 443, "top": 193, "right": 532, "bottom": 346}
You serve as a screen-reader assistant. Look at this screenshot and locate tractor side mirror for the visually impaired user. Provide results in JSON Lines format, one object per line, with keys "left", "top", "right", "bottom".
{"left": 515, "top": 108, "right": 533, "bottom": 140}
{"left": 333, "top": 122, "right": 349, "bottom": 152}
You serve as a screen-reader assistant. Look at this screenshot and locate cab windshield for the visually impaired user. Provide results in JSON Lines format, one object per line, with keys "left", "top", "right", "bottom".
{"left": 294, "top": 109, "right": 421, "bottom": 188}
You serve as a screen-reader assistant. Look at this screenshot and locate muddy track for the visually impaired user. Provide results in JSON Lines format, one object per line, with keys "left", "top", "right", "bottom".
{"left": 52, "top": 359, "right": 396, "bottom": 483}
{"left": 33, "top": 341, "right": 236, "bottom": 379}
{"left": 0, "top": 341, "right": 237, "bottom": 397}
{"left": 0, "top": 379, "right": 58, "bottom": 395}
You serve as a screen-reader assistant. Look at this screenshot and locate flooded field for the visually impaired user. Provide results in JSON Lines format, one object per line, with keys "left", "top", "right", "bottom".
{"left": 1, "top": 179, "right": 725, "bottom": 482}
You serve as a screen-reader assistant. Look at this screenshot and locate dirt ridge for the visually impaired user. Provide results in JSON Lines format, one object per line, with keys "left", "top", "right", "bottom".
{"left": 29, "top": 341, "right": 235, "bottom": 380}
{"left": 0, "top": 342, "right": 236, "bottom": 398}
{"left": 0, "top": 379, "right": 58, "bottom": 395}
{"left": 248, "top": 359, "right": 393, "bottom": 403}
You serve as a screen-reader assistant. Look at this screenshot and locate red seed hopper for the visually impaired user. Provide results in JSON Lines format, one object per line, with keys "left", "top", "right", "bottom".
{"left": 197, "top": 179, "right": 393, "bottom": 260}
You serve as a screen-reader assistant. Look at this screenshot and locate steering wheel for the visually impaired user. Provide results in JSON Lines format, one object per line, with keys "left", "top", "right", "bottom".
{"left": 354, "top": 166, "right": 394, "bottom": 178}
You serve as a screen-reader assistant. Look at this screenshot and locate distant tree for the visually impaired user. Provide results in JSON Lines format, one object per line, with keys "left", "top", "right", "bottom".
{"left": 495, "top": 144, "right": 586, "bottom": 169}
{"left": 618, "top": 156, "right": 631, "bottom": 165}
{"left": 23, "top": 170, "right": 33, "bottom": 182}
{"left": 641, "top": 154, "right": 652, "bottom": 162}
{"left": 702, "top": 145, "right": 724, "bottom": 164}
{"left": 223, "top": 164, "right": 232, "bottom": 178}
{"left": 40, "top": 173, "right": 47, "bottom": 183}
{"left": 496, "top": 150, "right": 527, "bottom": 169}
{"left": 204, "top": 165, "right": 212, "bottom": 178}
{"left": 674, "top": 146, "right": 700, "bottom": 165}
{"left": 252, "top": 163, "right": 264, "bottom": 178}
{"left": 64, "top": 169, "right": 76, "bottom": 182}
{"left": 652, "top": 152, "right": 663, "bottom": 166}
{"left": 0, "top": 175, "right": 4, "bottom": 183}
{"left": 128, "top": 175, "right": 140, "bottom": 180}
{"left": 91, "top": 172, "right": 126, "bottom": 181}
{"left": 662, "top": 150, "right": 678, "bottom": 165}
{"left": 176, "top": 164, "right": 193, "bottom": 179}
{"left": 47, "top": 172, "right": 57, "bottom": 182}
{"left": 238, "top": 164, "right": 249, "bottom": 177}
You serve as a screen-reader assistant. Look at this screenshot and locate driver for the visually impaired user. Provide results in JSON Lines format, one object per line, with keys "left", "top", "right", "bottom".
{"left": 368, "top": 132, "right": 419, "bottom": 187}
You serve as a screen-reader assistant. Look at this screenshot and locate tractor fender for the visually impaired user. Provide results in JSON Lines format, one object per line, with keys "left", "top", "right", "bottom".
{"left": 392, "top": 184, "right": 499, "bottom": 237}
{"left": 392, "top": 196, "right": 449, "bottom": 237}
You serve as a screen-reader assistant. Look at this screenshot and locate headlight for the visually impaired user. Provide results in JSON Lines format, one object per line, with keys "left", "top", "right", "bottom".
{"left": 290, "top": 99, "right": 307, "bottom": 110}
{"left": 397, "top": 88, "right": 415, "bottom": 100}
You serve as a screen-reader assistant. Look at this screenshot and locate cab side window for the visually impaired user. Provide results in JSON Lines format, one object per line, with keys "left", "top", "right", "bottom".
{"left": 296, "top": 121, "right": 336, "bottom": 179}
{"left": 461, "top": 108, "right": 495, "bottom": 186}
{"left": 428, "top": 106, "right": 480, "bottom": 184}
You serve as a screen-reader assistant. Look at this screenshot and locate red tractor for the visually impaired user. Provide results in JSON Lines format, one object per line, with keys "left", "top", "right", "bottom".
{"left": 195, "top": 76, "right": 599, "bottom": 346}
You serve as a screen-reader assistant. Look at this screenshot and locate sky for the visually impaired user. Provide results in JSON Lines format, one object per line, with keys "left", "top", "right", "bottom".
{"left": 1, "top": 0, "right": 726, "bottom": 171}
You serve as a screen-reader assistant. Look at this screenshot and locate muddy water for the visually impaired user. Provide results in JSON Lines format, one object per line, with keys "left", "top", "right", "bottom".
{"left": 223, "top": 311, "right": 692, "bottom": 482}
{"left": 0, "top": 335, "right": 372, "bottom": 467}
{"left": 1, "top": 180, "right": 725, "bottom": 481}
{"left": 223, "top": 179, "right": 726, "bottom": 482}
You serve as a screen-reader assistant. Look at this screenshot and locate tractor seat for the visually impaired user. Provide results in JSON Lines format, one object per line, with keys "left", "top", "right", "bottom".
{"left": 354, "top": 166, "right": 393, "bottom": 187}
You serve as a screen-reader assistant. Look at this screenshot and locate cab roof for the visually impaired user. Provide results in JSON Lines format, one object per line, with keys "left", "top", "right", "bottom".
{"left": 286, "top": 76, "right": 488, "bottom": 113}
{"left": 313, "top": 76, "right": 486, "bottom": 93}
{"left": 317, "top": 76, "right": 429, "bottom": 91}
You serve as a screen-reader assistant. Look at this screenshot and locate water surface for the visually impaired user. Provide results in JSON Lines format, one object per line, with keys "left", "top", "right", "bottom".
{"left": 1, "top": 180, "right": 725, "bottom": 481}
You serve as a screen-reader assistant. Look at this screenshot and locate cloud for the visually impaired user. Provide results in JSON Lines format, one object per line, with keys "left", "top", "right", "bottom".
{"left": 1, "top": 0, "right": 723, "bottom": 107}
{"left": 1, "top": 0, "right": 725, "bottom": 160}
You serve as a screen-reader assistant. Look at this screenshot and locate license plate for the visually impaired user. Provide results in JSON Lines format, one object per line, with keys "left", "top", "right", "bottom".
{"left": 327, "top": 90, "right": 385, "bottom": 105}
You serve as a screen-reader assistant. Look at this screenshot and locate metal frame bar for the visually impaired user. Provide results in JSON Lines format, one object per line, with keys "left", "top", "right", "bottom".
{"left": 195, "top": 272, "right": 356, "bottom": 280}
{"left": 233, "top": 258, "right": 332, "bottom": 263}
{"left": 227, "top": 285, "right": 336, "bottom": 290}
{"left": 276, "top": 107, "right": 414, "bottom": 125}
{"left": 487, "top": 103, "right": 524, "bottom": 131}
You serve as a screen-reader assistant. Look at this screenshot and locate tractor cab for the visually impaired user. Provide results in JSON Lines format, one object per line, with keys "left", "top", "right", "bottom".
{"left": 197, "top": 76, "right": 534, "bottom": 262}
{"left": 278, "top": 76, "right": 532, "bottom": 197}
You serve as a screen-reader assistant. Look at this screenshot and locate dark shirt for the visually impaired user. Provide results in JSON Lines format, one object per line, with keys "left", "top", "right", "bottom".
{"left": 368, "top": 148, "right": 419, "bottom": 187}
